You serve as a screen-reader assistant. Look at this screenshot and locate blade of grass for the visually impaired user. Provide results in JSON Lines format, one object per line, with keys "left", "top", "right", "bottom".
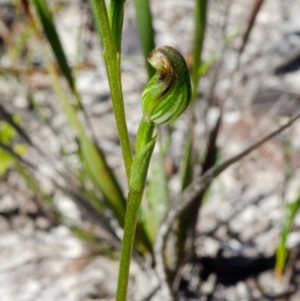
{"left": 176, "top": 109, "right": 222, "bottom": 283}
{"left": 180, "top": 0, "right": 208, "bottom": 193}
{"left": 140, "top": 148, "right": 169, "bottom": 243}
{"left": 176, "top": 0, "right": 208, "bottom": 280}
{"left": 0, "top": 140, "right": 32, "bottom": 168}
{"left": 30, "top": 0, "right": 76, "bottom": 95}
{"left": 9, "top": 24, "right": 33, "bottom": 65}
{"left": 191, "top": 0, "right": 208, "bottom": 102}
{"left": 276, "top": 194, "right": 300, "bottom": 276}
{"left": 16, "top": 162, "right": 61, "bottom": 222}
{"left": 88, "top": 0, "right": 103, "bottom": 46}
{"left": 71, "top": 225, "right": 119, "bottom": 257}
{"left": 133, "top": 0, "right": 155, "bottom": 78}
{"left": 107, "top": 0, "right": 126, "bottom": 54}
{"left": 0, "top": 105, "right": 32, "bottom": 146}
{"left": 198, "top": 51, "right": 217, "bottom": 77}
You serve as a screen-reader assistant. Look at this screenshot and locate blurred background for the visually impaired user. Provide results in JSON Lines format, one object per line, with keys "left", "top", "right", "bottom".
{"left": 1, "top": 0, "right": 300, "bottom": 300}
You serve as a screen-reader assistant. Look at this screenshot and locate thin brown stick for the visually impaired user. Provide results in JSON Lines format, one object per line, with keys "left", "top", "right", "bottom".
{"left": 239, "top": 0, "right": 265, "bottom": 56}
{"left": 154, "top": 110, "right": 300, "bottom": 296}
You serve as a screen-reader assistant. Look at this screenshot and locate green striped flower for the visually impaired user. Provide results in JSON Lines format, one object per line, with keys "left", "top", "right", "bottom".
{"left": 141, "top": 46, "right": 192, "bottom": 124}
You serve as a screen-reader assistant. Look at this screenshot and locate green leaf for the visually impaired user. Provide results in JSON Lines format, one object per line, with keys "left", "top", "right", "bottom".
{"left": 180, "top": 131, "right": 193, "bottom": 190}
{"left": 31, "top": 0, "right": 76, "bottom": 94}
{"left": 16, "top": 163, "right": 60, "bottom": 220}
{"left": 107, "top": 0, "right": 126, "bottom": 53}
{"left": 191, "top": 0, "right": 208, "bottom": 101}
{"left": 141, "top": 147, "right": 169, "bottom": 243}
{"left": 198, "top": 51, "right": 217, "bottom": 77}
{"left": 276, "top": 194, "right": 300, "bottom": 275}
{"left": 116, "top": 136, "right": 157, "bottom": 301}
{"left": 133, "top": 0, "right": 156, "bottom": 78}
{"left": 88, "top": 0, "right": 103, "bottom": 47}
{"left": 0, "top": 117, "right": 28, "bottom": 177}
{"left": 0, "top": 150, "right": 15, "bottom": 176}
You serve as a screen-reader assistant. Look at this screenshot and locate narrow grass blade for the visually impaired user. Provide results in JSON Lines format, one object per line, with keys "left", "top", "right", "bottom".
{"left": 140, "top": 148, "right": 169, "bottom": 243}
{"left": 9, "top": 24, "right": 33, "bottom": 65}
{"left": 71, "top": 225, "right": 118, "bottom": 257}
{"left": 133, "top": 0, "right": 155, "bottom": 78}
{"left": 0, "top": 140, "right": 31, "bottom": 169}
{"left": 276, "top": 195, "right": 300, "bottom": 276}
{"left": 31, "top": 0, "right": 76, "bottom": 95}
{"left": 191, "top": 0, "right": 208, "bottom": 101}
{"left": 180, "top": 0, "right": 208, "bottom": 189}
{"left": 88, "top": 0, "right": 103, "bottom": 46}
{"left": 16, "top": 163, "right": 61, "bottom": 222}
{"left": 180, "top": 131, "right": 193, "bottom": 190}
{"left": 107, "top": 0, "right": 126, "bottom": 53}
{"left": 176, "top": 1, "right": 208, "bottom": 272}
{"left": 198, "top": 51, "right": 217, "bottom": 77}
{"left": 0, "top": 105, "right": 32, "bottom": 146}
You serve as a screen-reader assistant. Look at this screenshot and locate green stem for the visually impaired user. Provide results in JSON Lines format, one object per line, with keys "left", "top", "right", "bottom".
{"left": 177, "top": 0, "right": 208, "bottom": 275}
{"left": 191, "top": 0, "right": 208, "bottom": 102}
{"left": 116, "top": 121, "right": 156, "bottom": 301}
{"left": 116, "top": 189, "right": 143, "bottom": 301}
{"left": 133, "top": 0, "right": 156, "bottom": 78}
{"left": 91, "top": 0, "right": 132, "bottom": 181}
{"left": 105, "top": 57, "right": 132, "bottom": 181}
{"left": 136, "top": 118, "right": 155, "bottom": 155}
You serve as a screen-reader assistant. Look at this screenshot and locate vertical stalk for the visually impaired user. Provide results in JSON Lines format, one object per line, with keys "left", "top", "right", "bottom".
{"left": 91, "top": 0, "right": 132, "bottom": 181}
{"left": 191, "top": 0, "right": 208, "bottom": 102}
{"left": 116, "top": 45, "right": 191, "bottom": 301}
{"left": 116, "top": 136, "right": 156, "bottom": 301}
{"left": 177, "top": 0, "right": 208, "bottom": 275}
{"left": 133, "top": 0, "right": 156, "bottom": 78}
{"left": 115, "top": 190, "right": 144, "bottom": 301}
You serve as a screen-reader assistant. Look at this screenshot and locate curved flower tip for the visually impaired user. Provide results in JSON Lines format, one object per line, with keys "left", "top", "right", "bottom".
{"left": 141, "top": 46, "right": 192, "bottom": 124}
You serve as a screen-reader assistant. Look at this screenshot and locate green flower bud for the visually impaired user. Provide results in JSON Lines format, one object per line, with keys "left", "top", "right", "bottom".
{"left": 141, "top": 46, "right": 192, "bottom": 124}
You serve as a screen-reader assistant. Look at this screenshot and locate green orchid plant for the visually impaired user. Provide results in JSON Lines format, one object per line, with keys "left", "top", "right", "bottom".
{"left": 116, "top": 46, "right": 191, "bottom": 301}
